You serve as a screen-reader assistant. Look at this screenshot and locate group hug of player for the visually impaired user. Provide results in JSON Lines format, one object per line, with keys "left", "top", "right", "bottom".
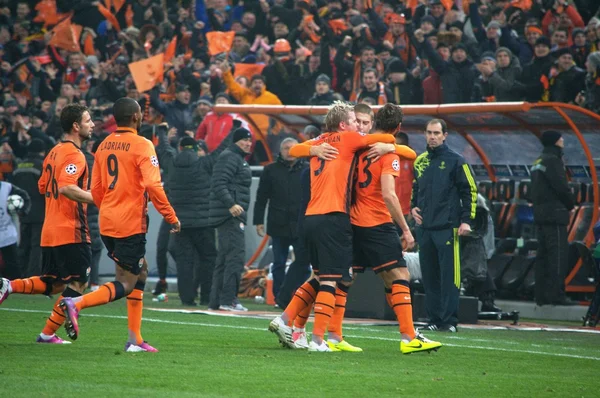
{"left": 268, "top": 102, "right": 442, "bottom": 353}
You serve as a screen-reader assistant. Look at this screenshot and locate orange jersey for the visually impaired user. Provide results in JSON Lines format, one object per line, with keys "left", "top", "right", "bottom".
{"left": 38, "top": 141, "right": 90, "bottom": 247}
{"left": 351, "top": 152, "right": 400, "bottom": 227}
{"left": 91, "top": 127, "right": 178, "bottom": 238}
{"left": 290, "top": 131, "right": 395, "bottom": 216}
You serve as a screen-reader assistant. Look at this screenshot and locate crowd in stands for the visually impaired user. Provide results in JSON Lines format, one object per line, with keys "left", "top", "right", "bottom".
{"left": 0, "top": 0, "right": 599, "bottom": 177}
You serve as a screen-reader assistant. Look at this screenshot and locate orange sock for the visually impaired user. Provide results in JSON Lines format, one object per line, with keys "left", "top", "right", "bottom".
{"left": 293, "top": 302, "right": 314, "bottom": 329}
{"left": 127, "top": 284, "right": 144, "bottom": 345}
{"left": 10, "top": 277, "right": 47, "bottom": 294}
{"left": 327, "top": 284, "right": 349, "bottom": 341}
{"left": 391, "top": 280, "right": 415, "bottom": 340}
{"left": 282, "top": 279, "right": 318, "bottom": 325}
{"left": 76, "top": 281, "right": 126, "bottom": 311}
{"left": 41, "top": 295, "right": 65, "bottom": 336}
{"left": 312, "top": 285, "right": 336, "bottom": 341}
{"left": 385, "top": 288, "right": 392, "bottom": 308}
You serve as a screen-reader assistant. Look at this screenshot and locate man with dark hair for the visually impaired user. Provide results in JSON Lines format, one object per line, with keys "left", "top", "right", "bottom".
{"left": 411, "top": 118, "right": 477, "bottom": 332}
{"left": 208, "top": 127, "right": 253, "bottom": 311}
{"left": 356, "top": 68, "right": 394, "bottom": 105}
{"left": 59, "top": 98, "right": 180, "bottom": 352}
{"left": 12, "top": 139, "right": 46, "bottom": 277}
{"left": 163, "top": 124, "right": 234, "bottom": 306}
{"left": 150, "top": 84, "right": 195, "bottom": 138}
{"left": 0, "top": 103, "right": 94, "bottom": 345}
{"left": 253, "top": 137, "right": 305, "bottom": 303}
{"left": 531, "top": 131, "right": 576, "bottom": 306}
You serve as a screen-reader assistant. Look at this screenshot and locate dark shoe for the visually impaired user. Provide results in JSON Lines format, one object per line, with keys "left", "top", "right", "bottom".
{"left": 481, "top": 300, "right": 502, "bottom": 313}
{"left": 438, "top": 324, "right": 458, "bottom": 333}
{"left": 152, "top": 280, "right": 168, "bottom": 296}
{"left": 181, "top": 301, "right": 197, "bottom": 307}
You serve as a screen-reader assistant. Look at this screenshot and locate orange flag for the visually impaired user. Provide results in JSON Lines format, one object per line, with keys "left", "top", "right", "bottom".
{"left": 234, "top": 63, "right": 266, "bottom": 80}
{"left": 49, "top": 18, "right": 82, "bottom": 52}
{"left": 98, "top": 3, "right": 121, "bottom": 32}
{"left": 128, "top": 54, "right": 164, "bottom": 93}
{"left": 164, "top": 37, "right": 177, "bottom": 63}
{"left": 406, "top": 0, "right": 418, "bottom": 14}
{"left": 510, "top": 0, "right": 532, "bottom": 11}
{"left": 206, "top": 31, "right": 235, "bottom": 56}
{"left": 34, "top": 0, "right": 59, "bottom": 27}
{"left": 83, "top": 34, "right": 95, "bottom": 56}
{"left": 112, "top": 0, "right": 126, "bottom": 13}
{"left": 125, "top": 5, "right": 134, "bottom": 27}
{"left": 441, "top": 0, "right": 454, "bottom": 11}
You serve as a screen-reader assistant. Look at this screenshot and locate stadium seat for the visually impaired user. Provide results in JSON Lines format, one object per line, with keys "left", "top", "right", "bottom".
{"left": 569, "top": 182, "right": 586, "bottom": 204}
{"left": 488, "top": 238, "right": 517, "bottom": 286}
{"left": 502, "top": 180, "right": 532, "bottom": 239}
{"left": 565, "top": 241, "right": 597, "bottom": 295}
{"left": 520, "top": 263, "right": 536, "bottom": 300}
{"left": 497, "top": 240, "right": 537, "bottom": 297}
{"left": 492, "top": 179, "right": 516, "bottom": 237}
{"left": 568, "top": 205, "right": 597, "bottom": 242}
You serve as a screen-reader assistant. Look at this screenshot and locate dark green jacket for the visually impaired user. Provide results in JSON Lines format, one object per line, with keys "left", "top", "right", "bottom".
{"left": 411, "top": 143, "right": 477, "bottom": 230}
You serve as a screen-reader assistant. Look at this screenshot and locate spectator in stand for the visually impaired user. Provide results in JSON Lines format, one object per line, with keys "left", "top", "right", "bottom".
{"left": 253, "top": 137, "right": 305, "bottom": 303}
{"left": 386, "top": 58, "right": 422, "bottom": 105}
{"left": 221, "top": 59, "right": 282, "bottom": 133}
{"left": 150, "top": 83, "right": 195, "bottom": 138}
{"left": 422, "top": 43, "right": 450, "bottom": 105}
{"left": 448, "top": 20, "right": 481, "bottom": 62}
{"left": 519, "top": 25, "right": 543, "bottom": 66}
{"left": 575, "top": 51, "right": 600, "bottom": 113}
{"left": 357, "top": 68, "right": 394, "bottom": 105}
{"left": 0, "top": 136, "right": 15, "bottom": 181}
{"left": 547, "top": 48, "right": 586, "bottom": 103}
{"left": 542, "top": 0, "right": 585, "bottom": 40}
{"left": 12, "top": 139, "right": 45, "bottom": 277}
{"left": 0, "top": 180, "right": 30, "bottom": 279}
{"left": 518, "top": 36, "right": 554, "bottom": 102}
{"left": 416, "top": 29, "right": 479, "bottom": 104}
{"left": 551, "top": 28, "right": 570, "bottom": 52}
{"left": 477, "top": 47, "right": 523, "bottom": 102}
{"left": 571, "top": 28, "right": 591, "bottom": 68}
{"left": 196, "top": 93, "right": 252, "bottom": 152}
{"left": 307, "top": 74, "right": 337, "bottom": 106}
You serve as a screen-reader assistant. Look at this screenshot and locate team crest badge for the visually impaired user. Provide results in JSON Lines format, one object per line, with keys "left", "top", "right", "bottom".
{"left": 392, "top": 159, "right": 400, "bottom": 171}
{"left": 150, "top": 155, "right": 159, "bottom": 167}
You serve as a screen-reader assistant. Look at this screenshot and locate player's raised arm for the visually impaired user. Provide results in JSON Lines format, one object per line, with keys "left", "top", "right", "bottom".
{"left": 138, "top": 141, "right": 179, "bottom": 226}
{"left": 58, "top": 152, "right": 94, "bottom": 204}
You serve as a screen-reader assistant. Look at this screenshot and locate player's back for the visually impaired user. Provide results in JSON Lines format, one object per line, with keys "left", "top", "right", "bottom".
{"left": 93, "top": 128, "right": 155, "bottom": 238}
{"left": 305, "top": 132, "right": 366, "bottom": 216}
{"left": 350, "top": 151, "right": 400, "bottom": 227}
{"left": 39, "top": 141, "right": 90, "bottom": 247}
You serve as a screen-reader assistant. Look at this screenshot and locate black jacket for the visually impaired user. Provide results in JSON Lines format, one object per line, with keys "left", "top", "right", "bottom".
{"left": 531, "top": 146, "right": 574, "bottom": 225}
{"left": 549, "top": 65, "right": 586, "bottom": 104}
{"left": 11, "top": 154, "right": 44, "bottom": 224}
{"left": 150, "top": 89, "right": 195, "bottom": 137}
{"left": 517, "top": 54, "right": 554, "bottom": 102}
{"left": 208, "top": 144, "right": 252, "bottom": 226}
{"left": 165, "top": 131, "right": 233, "bottom": 229}
{"left": 307, "top": 91, "right": 336, "bottom": 106}
{"left": 253, "top": 156, "right": 306, "bottom": 238}
{"left": 422, "top": 39, "right": 479, "bottom": 104}
{"left": 411, "top": 143, "right": 477, "bottom": 230}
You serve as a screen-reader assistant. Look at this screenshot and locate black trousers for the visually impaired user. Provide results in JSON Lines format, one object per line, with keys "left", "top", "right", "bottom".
{"left": 209, "top": 218, "right": 245, "bottom": 307}
{"left": 18, "top": 223, "right": 42, "bottom": 277}
{"left": 155, "top": 219, "right": 171, "bottom": 280}
{"left": 172, "top": 227, "right": 217, "bottom": 304}
{"left": 417, "top": 227, "right": 461, "bottom": 327}
{"left": 535, "top": 224, "right": 569, "bottom": 305}
{"left": 275, "top": 235, "right": 311, "bottom": 308}
{"left": 0, "top": 243, "right": 20, "bottom": 279}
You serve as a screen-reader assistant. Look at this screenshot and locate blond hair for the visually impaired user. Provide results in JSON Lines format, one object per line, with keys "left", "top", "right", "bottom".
{"left": 324, "top": 100, "right": 354, "bottom": 132}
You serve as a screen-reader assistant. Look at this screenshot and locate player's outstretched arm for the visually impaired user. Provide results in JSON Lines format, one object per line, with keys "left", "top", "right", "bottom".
{"left": 139, "top": 142, "right": 179, "bottom": 226}
{"left": 381, "top": 174, "right": 414, "bottom": 249}
{"left": 59, "top": 185, "right": 94, "bottom": 204}
{"left": 363, "top": 133, "right": 395, "bottom": 146}
{"left": 289, "top": 141, "right": 338, "bottom": 160}
{"left": 58, "top": 153, "right": 94, "bottom": 204}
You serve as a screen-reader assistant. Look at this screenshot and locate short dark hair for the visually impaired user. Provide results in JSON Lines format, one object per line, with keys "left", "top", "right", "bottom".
{"left": 396, "top": 132, "right": 409, "bottom": 145}
{"left": 363, "top": 67, "right": 378, "bottom": 78}
{"left": 113, "top": 97, "right": 140, "bottom": 126}
{"left": 354, "top": 103, "right": 374, "bottom": 119}
{"left": 361, "top": 46, "right": 375, "bottom": 55}
{"left": 250, "top": 74, "right": 265, "bottom": 83}
{"left": 375, "top": 103, "right": 403, "bottom": 133}
{"left": 426, "top": 118, "right": 448, "bottom": 133}
{"left": 60, "top": 103, "right": 89, "bottom": 133}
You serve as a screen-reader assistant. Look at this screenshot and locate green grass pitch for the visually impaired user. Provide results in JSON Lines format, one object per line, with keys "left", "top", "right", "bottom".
{"left": 0, "top": 295, "right": 598, "bottom": 397}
